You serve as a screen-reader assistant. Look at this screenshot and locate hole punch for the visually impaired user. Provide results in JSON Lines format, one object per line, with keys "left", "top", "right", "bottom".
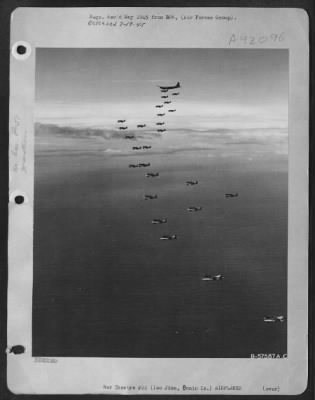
{"left": 8, "top": 345, "right": 25, "bottom": 355}
{"left": 16, "top": 45, "right": 26, "bottom": 55}
{"left": 14, "top": 195, "right": 24, "bottom": 205}
{"left": 12, "top": 41, "right": 31, "bottom": 60}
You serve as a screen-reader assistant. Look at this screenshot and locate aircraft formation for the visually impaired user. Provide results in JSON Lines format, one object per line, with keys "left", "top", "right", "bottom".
{"left": 115, "top": 82, "right": 284, "bottom": 325}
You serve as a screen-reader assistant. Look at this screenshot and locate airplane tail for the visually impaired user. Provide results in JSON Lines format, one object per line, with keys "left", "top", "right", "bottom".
{"left": 176, "top": 82, "right": 180, "bottom": 88}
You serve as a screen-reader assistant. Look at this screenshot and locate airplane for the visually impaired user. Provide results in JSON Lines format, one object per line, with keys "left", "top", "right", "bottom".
{"left": 129, "top": 164, "right": 138, "bottom": 168}
{"left": 117, "top": 119, "right": 126, "bottom": 123}
{"left": 155, "top": 105, "right": 163, "bottom": 108}
{"left": 119, "top": 126, "right": 128, "bottom": 130}
{"left": 156, "top": 122, "right": 165, "bottom": 125}
{"left": 264, "top": 315, "right": 286, "bottom": 323}
{"left": 142, "top": 145, "right": 152, "bottom": 149}
{"left": 164, "top": 101, "right": 172, "bottom": 104}
{"left": 157, "top": 129, "right": 166, "bottom": 133}
{"left": 139, "top": 162, "right": 150, "bottom": 167}
{"left": 159, "top": 82, "right": 181, "bottom": 90}
{"left": 168, "top": 109, "right": 176, "bottom": 112}
{"left": 157, "top": 113, "right": 165, "bottom": 116}
{"left": 187, "top": 206, "right": 202, "bottom": 212}
{"left": 146, "top": 172, "right": 159, "bottom": 178}
{"left": 144, "top": 194, "right": 158, "bottom": 200}
{"left": 225, "top": 193, "right": 239, "bottom": 198}
{"left": 202, "top": 274, "right": 224, "bottom": 281}
{"left": 152, "top": 218, "right": 167, "bottom": 224}
{"left": 161, "top": 96, "right": 168, "bottom": 99}
{"left": 132, "top": 146, "right": 142, "bottom": 150}
{"left": 137, "top": 124, "right": 146, "bottom": 128}
{"left": 186, "top": 180, "right": 198, "bottom": 186}
{"left": 125, "top": 135, "right": 135, "bottom": 139}
{"left": 160, "top": 234, "right": 177, "bottom": 240}
{"left": 172, "top": 92, "right": 180, "bottom": 96}
{"left": 160, "top": 89, "right": 168, "bottom": 93}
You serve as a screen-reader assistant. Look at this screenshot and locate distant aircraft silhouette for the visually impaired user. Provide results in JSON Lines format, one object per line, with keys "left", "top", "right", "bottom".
{"left": 160, "top": 89, "right": 168, "bottom": 93}
{"left": 144, "top": 194, "right": 158, "bottom": 200}
{"left": 146, "top": 172, "right": 159, "bottom": 178}
{"left": 168, "top": 109, "right": 176, "bottom": 112}
{"left": 172, "top": 93, "right": 180, "bottom": 96}
{"left": 264, "top": 315, "right": 286, "bottom": 323}
{"left": 202, "top": 274, "right": 224, "bottom": 281}
{"left": 187, "top": 206, "right": 202, "bottom": 212}
{"left": 129, "top": 164, "right": 138, "bottom": 168}
{"left": 161, "top": 96, "right": 168, "bottom": 99}
{"left": 155, "top": 105, "right": 163, "bottom": 108}
{"left": 119, "top": 126, "right": 128, "bottom": 130}
{"left": 142, "top": 145, "right": 152, "bottom": 149}
{"left": 156, "top": 122, "right": 165, "bottom": 125}
{"left": 152, "top": 218, "right": 167, "bottom": 224}
{"left": 225, "top": 193, "right": 238, "bottom": 198}
{"left": 157, "top": 113, "right": 165, "bottom": 116}
{"left": 139, "top": 162, "right": 150, "bottom": 167}
{"left": 186, "top": 180, "right": 198, "bottom": 186}
{"left": 132, "top": 146, "right": 142, "bottom": 150}
{"left": 164, "top": 101, "right": 171, "bottom": 104}
{"left": 160, "top": 234, "right": 177, "bottom": 240}
{"left": 125, "top": 135, "right": 135, "bottom": 139}
{"left": 137, "top": 124, "right": 146, "bottom": 128}
{"left": 159, "top": 82, "right": 180, "bottom": 90}
{"left": 157, "top": 129, "right": 166, "bottom": 133}
{"left": 117, "top": 119, "right": 126, "bottom": 123}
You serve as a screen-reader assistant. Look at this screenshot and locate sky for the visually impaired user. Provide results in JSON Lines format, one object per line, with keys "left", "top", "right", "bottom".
{"left": 35, "top": 48, "right": 288, "bottom": 132}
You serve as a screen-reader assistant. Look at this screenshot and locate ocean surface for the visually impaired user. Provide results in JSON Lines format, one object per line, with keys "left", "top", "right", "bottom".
{"left": 33, "top": 134, "right": 287, "bottom": 357}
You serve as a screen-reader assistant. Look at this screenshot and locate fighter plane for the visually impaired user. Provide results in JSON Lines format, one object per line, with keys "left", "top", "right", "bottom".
{"left": 119, "top": 126, "right": 128, "bottom": 130}
{"left": 146, "top": 172, "right": 159, "bottom": 178}
{"left": 139, "top": 162, "right": 150, "bottom": 167}
{"left": 157, "top": 129, "right": 166, "bottom": 133}
{"left": 117, "top": 119, "right": 126, "bottom": 123}
{"left": 143, "top": 145, "right": 152, "bottom": 149}
{"left": 156, "top": 122, "right": 165, "bottom": 125}
{"left": 125, "top": 135, "right": 135, "bottom": 139}
{"left": 157, "top": 113, "right": 165, "bottom": 116}
{"left": 187, "top": 206, "right": 202, "bottom": 212}
{"left": 160, "top": 234, "right": 177, "bottom": 240}
{"left": 144, "top": 194, "right": 158, "bottom": 200}
{"left": 172, "top": 92, "right": 180, "bottom": 96}
{"left": 225, "top": 193, "right": 239, "bottom": 198}
{"left": 159, "top": 82, "right": 181, "bottom": 90}
{"left": 168, "top": 109, "right": 176, "bottom": 112}
{"left": 152, "top": 218, "right": 167, "bottom": 224}
{"left": 164, "top": 101, "right": 172, "bottom": 104}
{"left": 137, "top": 124, "right": 146, "bottom": 128}
{"left": 132, "top": 146, "right": 142, "bottom": 150}
{"left": 161, "top": 96, "right": 168, "bottom": 99}
{"left": 186, "top": 180, "right": 198, "bottom": 186}
{"left": 201, "top": 274, "right": 224, "bottom": 281}
{"left": 155, "top": 105, "right": 163, "bottom": 108}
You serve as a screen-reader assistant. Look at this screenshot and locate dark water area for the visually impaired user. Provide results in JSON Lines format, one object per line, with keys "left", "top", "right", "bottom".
{"left": 33, "top": 151, "right": 287, "bottom": 357}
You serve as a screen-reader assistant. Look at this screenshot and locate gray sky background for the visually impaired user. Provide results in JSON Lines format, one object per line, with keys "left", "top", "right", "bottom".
{"left": 35, "top": 48, "right": 288, "bottom": 132}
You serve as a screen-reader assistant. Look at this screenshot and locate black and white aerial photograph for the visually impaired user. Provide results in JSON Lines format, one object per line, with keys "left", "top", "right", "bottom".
{"left": 33, "top": 48, "right": 288, "bottom": 358}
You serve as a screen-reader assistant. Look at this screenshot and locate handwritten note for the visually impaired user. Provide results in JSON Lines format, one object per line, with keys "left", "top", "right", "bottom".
{"left": 10, "top": 114, "right": 28, "bottom": 174}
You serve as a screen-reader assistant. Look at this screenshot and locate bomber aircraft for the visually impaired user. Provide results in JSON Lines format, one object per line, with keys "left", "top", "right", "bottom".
{"left": 152, "top": 218, "right": 167, "bottom": 224}
{"left": 160, "top": 234, "right": 177, "bottom": 240}
{"left": 187, "top": 206, "right": 202, "bottom": 212}
{"left": 159, "top": 82, "right": 180, "bottom": 90}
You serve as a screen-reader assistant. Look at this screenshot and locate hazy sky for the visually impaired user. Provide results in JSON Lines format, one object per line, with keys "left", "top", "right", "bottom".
{"left": 35, "top": 48, "right": 288, "bottom": 131}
